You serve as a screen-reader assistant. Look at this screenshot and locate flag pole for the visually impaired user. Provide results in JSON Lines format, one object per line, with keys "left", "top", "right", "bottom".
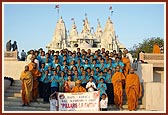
{"left": 109, "top": 6, "right": 113, "bottom": 20}
{"left": 55, "top": 5, "right": 60, "bottom": 22}
{"left": 111, "top": 11, "right": 113, "bottom": 19}
{"left": 57, "top": 8, "right": 59, "bottom": 19}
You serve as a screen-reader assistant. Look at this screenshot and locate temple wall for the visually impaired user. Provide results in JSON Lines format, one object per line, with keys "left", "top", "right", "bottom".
{"left": 4, "top": 61, "right": 27, "bottom": 80}
{"left": 137, "top": 53, "right": 165, "bottom": 111}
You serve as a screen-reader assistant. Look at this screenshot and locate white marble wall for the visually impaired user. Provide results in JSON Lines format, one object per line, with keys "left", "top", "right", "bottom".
{"left": 4, "top": 61, "right": 27, "bottom": 80}
{"left": 142, "top": 82, "right": 164, "bottom": 111}
{"left": 135, "top": 63, "right": 153, "bottom": 83}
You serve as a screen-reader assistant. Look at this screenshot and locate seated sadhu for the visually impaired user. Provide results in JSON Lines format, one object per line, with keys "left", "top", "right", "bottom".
{"left": 153, "top": 42, "right": 161, "bottom": 53}
{"left": 71, "top": 80, "right": 86, "bottom": 92}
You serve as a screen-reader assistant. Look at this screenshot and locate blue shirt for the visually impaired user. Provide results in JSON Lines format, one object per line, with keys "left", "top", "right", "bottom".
{"left": 52, "top": 63, "right": 61, "bottom": 69}
{"left": 45, "top": 62, "right": 53, "bottom": 69}
{"left": 113, "top": 61, "right": 124, "bottom": 72}
{"left": 83, "top": 64, "right": 91, "bottom": 70}
{"left": 69, "top": 65, "right": 74, "bottom": 70}
{"left": 90, "top": 64, "right": 98, "bottom": 71}
{"left": 43, "top": 75, "right": 51, "bottom": 83}
{"left": 50, "top": 75, "right": 59, "bottom": 87}
{"left": 93, "top": 75, "right": 98, "bottom": 84}
{"left": 105, "top": 63, "right": 113, "bottom": 70}
{"left": 41, "top": 56, "right": 46, "bottom": 64}
{"left": 78, "top": 70, "right": 82, "bottom": 76}
{"left": 58, "top": 76, "right": 68, "bottom": 87}
{"left": 79, "top": 75, "right": 89, "bottom": 84}
{"left": 95, "top": 71, "right": 100, "bottom": 76}
{"left": 39, "top": 72, "right": 45, "bottom": 82}
{"left": 72, "top": 75, "right": 79, "bottom": 81}
{"left": 61, "top": 65, "right": 67, "bottom": 71}
{"left": 39, "top": 68, "right": 47, "bottom": 82}
{"left": 97, "top": 76, "right": 106, "bottom": 82}
{"left": 75, "top": 63, "right": 83, "bottom": 70}
{"left": 105, "top": 73, "right": 112, "bottom": 83}
{"left": 50, "top": 55, "right": 54, "bottom": 62}
{"left": 97, "top": 82, "right": 107, "bottom": 97}
{"left": 98, "top": 63, "right": 106, "bottom": 71}
{"left": 48, "top": 70, "right": 53, "bottom": 77}
{"left": 37, "top": 55, "right": 42, "bottom": 63}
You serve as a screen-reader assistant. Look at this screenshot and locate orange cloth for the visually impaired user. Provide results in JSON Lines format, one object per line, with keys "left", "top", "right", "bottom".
{"left": 112, "top": 72, "right": 125, "bottom": 107}
{"left": 153, "top": 44, "right": 161, "bottom": 53}
{"left": 28, "top": 62, "right": 37, "bottom": 71}
{"left": 71, "top": 86, "right": 86, "bottom": 92}
{"left": 30, "top": 69, "right": 41, "bottom": 101}
{"left": 125, "top": 73, "right": 142, "bottom": 111}
{"left": 122, "top": 57, "right": 131, "bottom": 77}
{"left": 20, "top": 71, "right": 33, "bottom": 104}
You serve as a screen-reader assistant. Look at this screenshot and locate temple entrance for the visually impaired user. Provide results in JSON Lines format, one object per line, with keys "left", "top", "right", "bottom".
{"left": 74, "top": 44, "right": 78, "bottom": 47}
{"left": 92, "top": 44, "right": 97, "bottom": 48}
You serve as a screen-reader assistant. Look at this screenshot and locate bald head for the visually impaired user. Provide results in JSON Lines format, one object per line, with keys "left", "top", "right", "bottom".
{"left": 25, "top": 65, "right": 29, "bottom": 71}
{"left": 130, "top": 68, "right": 134, "bottom": 74}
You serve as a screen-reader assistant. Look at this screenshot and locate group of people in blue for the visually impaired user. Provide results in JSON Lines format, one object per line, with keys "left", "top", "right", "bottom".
{"left": 27, "top": 47, "right": 128, "bottom": 105}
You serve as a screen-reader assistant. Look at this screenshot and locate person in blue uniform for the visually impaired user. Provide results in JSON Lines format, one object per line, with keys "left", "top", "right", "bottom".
{"left": 43, "top": 70, "right": 51, "bottom": 103}
{"left": 97, "top": 78, "right": 107, "bottom": 97}
{"left": 79, "top": 70, "right": 89, "bottom": 88}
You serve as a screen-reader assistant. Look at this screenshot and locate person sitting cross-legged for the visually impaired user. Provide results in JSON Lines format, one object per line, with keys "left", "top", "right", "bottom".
{"left": 71, "top": 80, "right": 86, "bottom": 92}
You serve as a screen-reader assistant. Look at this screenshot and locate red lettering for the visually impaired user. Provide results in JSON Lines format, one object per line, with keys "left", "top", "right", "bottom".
{"left": 61, "top": 103, "right": 77, "bottom": 108}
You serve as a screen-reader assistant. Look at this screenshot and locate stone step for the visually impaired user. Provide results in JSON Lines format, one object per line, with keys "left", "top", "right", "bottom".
{"left": 4, "top": 92, "right": 21, "bottom": 97}
{"left": 13, "top": 80, "right": 21, "bottom": 83}
{"left": 4, "top": 96, "right": 141, "bottom": 106}
{"left": 4, "top": 104, "right": 144, "bottom": 111}
{"left": 5, "top": 88, "right": 22, "bottom": 93}
{"left": 4, "top": 97, "right": 44, "bottom": 103}
{"left": 8, "top": 85, "right": 22, "bottom": 90}
{"left": 4, "top": 97, "right": 22, "bottom": 102}
{"left": 107, "top": 104, "right": 144, "bottom": 111}
{"left": 12, "top": 83, "right": 21, "bottom": 87}
{"left": 12, "top": 80, "right": 21, "bottom": 85}
{"left": 4, "top": 101, "right": 50, "bottom": 108}
{"left": 122, "top": 100, "right": 142, "bottom": 105}
{"left": 4, "top": 106, "right": 48, "bottom": 111}
{"left": 108, "top": 108, "right": 146, "bottom": 111}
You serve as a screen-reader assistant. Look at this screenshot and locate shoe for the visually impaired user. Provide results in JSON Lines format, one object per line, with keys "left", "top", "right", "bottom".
{"left": 22, "top": 104, "right": 26, "bottom": 106}
{"left": 27, "top": 103, "right": 30, "bottom": 107}
{"left": 119, "top": 106, "right": 123, "bottom": 111}
{"left": 43, "top": 102, "right": 47, "bottom": 104}
{"left": 34, "top": 100, "right": 38, "bottom": 102}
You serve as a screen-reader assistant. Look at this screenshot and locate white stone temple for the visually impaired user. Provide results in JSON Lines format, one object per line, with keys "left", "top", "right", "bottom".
{"left": 46, "top": 16, "right": 125, "bottom": 52}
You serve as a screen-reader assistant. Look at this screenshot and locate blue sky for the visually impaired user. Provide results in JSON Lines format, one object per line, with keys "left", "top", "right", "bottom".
{"left": 3, "top": 3, "right": 165, "bottom": 54}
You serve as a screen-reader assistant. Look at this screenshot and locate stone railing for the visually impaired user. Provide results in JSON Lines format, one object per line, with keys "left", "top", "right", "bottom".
{"left": 139, "top": 52, "right": 164, "bottom": 67}
{"left": 4, "top": 51, "right": 18, "bottom": 61}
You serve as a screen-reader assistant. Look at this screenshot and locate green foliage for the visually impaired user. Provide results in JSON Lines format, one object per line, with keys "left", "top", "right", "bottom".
{"left": 129, "top": 37, "right": 164, "bottom": 58}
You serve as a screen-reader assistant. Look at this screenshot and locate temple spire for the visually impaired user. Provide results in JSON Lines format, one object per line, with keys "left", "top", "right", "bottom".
{"left": 95, "top": 19, "right": 103, "bottom": 38}
{"left": 69, "top": 20, "right": 78, "bottom": 37}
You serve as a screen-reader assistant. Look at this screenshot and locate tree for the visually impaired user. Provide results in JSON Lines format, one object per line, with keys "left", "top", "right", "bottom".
{"left": 129, "top": 37, "right": 164, "bottom": 58}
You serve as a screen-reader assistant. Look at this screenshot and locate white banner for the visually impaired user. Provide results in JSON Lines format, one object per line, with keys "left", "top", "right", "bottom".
{"left": 58, "top": 91, "right": 100, "bottom": 111}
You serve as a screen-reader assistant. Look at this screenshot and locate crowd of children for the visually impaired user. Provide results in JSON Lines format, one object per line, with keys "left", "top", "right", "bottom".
{"left": 24, "top": 47, "right": 133, "bottom": 111}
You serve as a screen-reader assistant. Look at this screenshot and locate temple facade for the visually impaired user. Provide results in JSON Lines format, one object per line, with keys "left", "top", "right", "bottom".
{"left": 46, "top": 16, "right": 125, "bottom": 52}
